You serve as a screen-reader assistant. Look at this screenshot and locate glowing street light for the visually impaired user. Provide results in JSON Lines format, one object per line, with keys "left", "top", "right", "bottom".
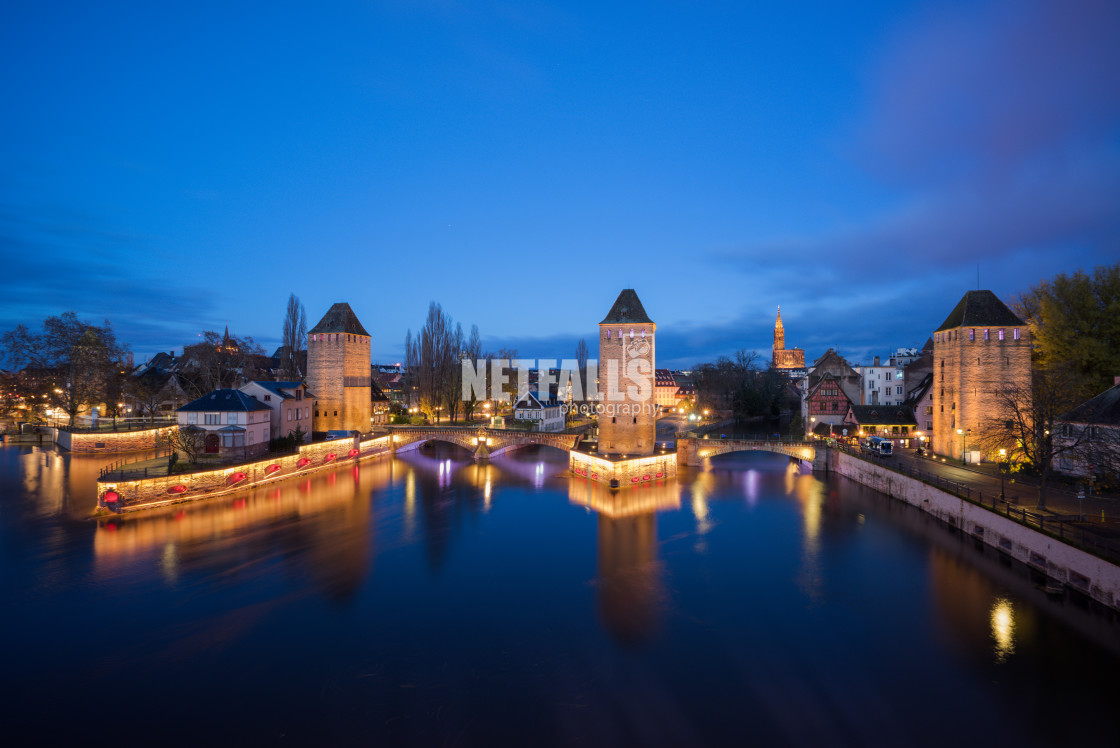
{"left": 999, "top": 447, "right": 1007, "bottom": 501}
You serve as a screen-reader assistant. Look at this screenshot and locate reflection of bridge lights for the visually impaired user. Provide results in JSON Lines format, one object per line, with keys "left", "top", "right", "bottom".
{"left": 534, "top": 462, "right": 545, "bottom": 488}
{"left": 744, "top": 470, "right": 759, "bottom": 505}
{"left": 484, "top": 478, "right": 492, "bottom": 508}
{"left": 990, "top": 598, "right": 1015, "bottom": 662}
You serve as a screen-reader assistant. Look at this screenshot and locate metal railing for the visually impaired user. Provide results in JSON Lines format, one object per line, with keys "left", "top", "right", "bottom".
{"left": 836, "top": 444, "right": 1120, "bottom": 564}
{"left": 57, "top": 417, "right": 176, "bottom": 434}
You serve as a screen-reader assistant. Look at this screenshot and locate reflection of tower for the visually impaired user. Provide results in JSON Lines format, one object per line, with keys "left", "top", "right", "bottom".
{"left": 569, "top": 477, "right": 677, "bottom": 645}
{"left": 597, "top": 512, "right": 661, "bottom": 646}
{"left": 307, "top": 303, "right": 372, "bottom": 433}
{"left": 598, "top": 289, "right": 656, "bottom": 456}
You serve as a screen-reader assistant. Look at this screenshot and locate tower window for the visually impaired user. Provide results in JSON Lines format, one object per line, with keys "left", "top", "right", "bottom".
{"left": 998, "top": 329, "right": 1004, "bottom": 341}
{"left": 984, "top": 329, "right": 989, "bottom": 340}
{"left": 611, "top": 416, "right": 616, "bottom": 424}
{"left": 969, "top": 329, "right": 975, "bottom": 341}
{"left": 1013, "top": 328, "right": 1020, "bottom": 340}
{"left": 632, "top": 417, "right": 637, "bottom": 424}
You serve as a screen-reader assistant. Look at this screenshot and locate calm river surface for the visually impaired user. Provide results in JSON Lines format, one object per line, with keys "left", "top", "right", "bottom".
{"left": 2, "top": 443, "right": 1118, "bottom": 746}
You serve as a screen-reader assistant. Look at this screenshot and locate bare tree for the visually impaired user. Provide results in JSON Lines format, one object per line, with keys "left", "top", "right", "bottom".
{"left": 977, "top": 364, "right": 1090, "bottom": 509}
{"left": 163, "top": 425, "right": 206, "bottom": 465}
{"left": 281, "top": 293, "right": 307, "bottom": 379}
{"left": 1, "top": 312, "right": 129, "bottom": 426}
{"left": 575, "top": 338, "right": 589, "bottom": 398}
{"left": 461, "top": 324, "right": 483, "bottom": 422}
{"left": 179, "top": 331, "right": 266, "bottom": 396}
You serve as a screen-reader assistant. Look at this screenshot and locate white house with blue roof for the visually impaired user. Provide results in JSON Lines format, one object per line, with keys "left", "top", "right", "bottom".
{"left": 176, "top": 389, "right": 273, "bottom": 458}
{"left": 239, "top": 381, "right": 314, "bottom": 443}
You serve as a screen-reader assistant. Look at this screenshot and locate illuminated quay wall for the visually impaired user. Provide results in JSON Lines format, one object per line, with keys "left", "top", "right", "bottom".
{"left": 569, "top": 448, "right": 677, "bottom": 488}
{"left": 97, "top": 434, "right": 394, "bottom": 513}
{"left": 832, "top": 449, "right": 1120, "bottom": 612}
{"left": 57, "top": 426, "right": 176, "bottom": 453}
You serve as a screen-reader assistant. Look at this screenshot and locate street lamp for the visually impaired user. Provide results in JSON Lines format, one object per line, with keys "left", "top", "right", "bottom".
{"left": 957, "top": 428, "right": 964, "bottom": 462}
{"left": 998, "top": 448, "right": 1006, "bottom": 501}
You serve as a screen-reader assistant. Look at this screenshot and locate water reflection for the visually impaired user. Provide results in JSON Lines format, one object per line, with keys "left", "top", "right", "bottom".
{"left": 990, "top": 598, "right": 1016, "bottom": 662}
{"left": 93, "top": 458, "right": 394, "bottom": 603}
{"left": 570, "top": 478, "right": 680, "bottom": 645}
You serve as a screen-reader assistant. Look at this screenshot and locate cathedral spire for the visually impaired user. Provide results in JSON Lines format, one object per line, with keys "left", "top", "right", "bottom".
{"left": 774, "top": 306, "right": 785, "bottom": 351}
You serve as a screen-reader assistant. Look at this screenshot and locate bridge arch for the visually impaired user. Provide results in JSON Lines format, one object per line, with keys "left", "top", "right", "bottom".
{"left": 677, "top": 437, "right": 825, "bottom": 471}
{"left": 387, "top": 427, "right": 581, "bottom": 462}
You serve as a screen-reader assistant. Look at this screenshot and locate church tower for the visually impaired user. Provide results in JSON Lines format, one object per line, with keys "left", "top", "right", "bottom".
{"left": 772, "top": 306, "right": 805, "bottom": 370}
{"left": 774, "top": 306, "right": 786, "bottom": 352}
{"left": 598, "top": 289, "right": 656, "bottom": 456}
{"left": 307, "top": 302, "right": 371, "bottom": 434}
{"left": 931, "top": 290, "right": 1031, "bottom": 460}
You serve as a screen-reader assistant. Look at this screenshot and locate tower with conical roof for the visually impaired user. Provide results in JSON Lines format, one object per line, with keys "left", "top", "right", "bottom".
{"left": 307, "top": 302, "right": 371, "bottom": 433}
{"left": 598, "top": 289, "right": 656, "bottom": 456}
{"left": 931, "top": 290, "right": 1030, "bottom": 459}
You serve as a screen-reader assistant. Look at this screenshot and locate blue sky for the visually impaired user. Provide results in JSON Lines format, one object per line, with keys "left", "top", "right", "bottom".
{"left": 2, "top": 0, "right": 1117, "bottom": 368}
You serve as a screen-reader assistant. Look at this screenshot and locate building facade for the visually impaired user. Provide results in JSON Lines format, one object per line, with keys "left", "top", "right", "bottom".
{"left": 239, "top": 380, "right": 313, "bottom": 442}
{"left": 513, "top": 392, "right": 565, "bottom": 432}
{"left": 931, "top": 290, "right": 1031, "bottom": 460}
{"left": 307, "top": 303, "right": 372, "bottom": 434}
{"left": 598, "top": 289, "right": 656, "bottom": 456}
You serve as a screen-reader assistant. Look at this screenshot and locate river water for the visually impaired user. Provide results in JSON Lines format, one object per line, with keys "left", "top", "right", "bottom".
{"left": 1, "top": 443, "right": 1118, "bottom": 746}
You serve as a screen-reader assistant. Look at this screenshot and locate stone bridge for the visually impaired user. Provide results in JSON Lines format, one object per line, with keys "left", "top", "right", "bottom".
{"left": 677, "top": 436, "right": 828, "bottom": 471}
{"left": 387, "top": 426, "right": 582, "bottom": 463}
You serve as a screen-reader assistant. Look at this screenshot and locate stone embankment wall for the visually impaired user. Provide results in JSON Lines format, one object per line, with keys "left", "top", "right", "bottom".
{"left": 98, "top": 434, "right": 392, "bottom": 513}
{"left": 58, "top": 426, "right": 176, "bottom": 453}
{"left": 830, "top": 450, "right": 1120, "bottom": 611}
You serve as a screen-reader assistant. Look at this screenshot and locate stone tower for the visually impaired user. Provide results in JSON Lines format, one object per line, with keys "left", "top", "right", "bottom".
{"left": 598, "top": 289, "right": 656, "bottom": 456}
{"left": 307, "top": 302, "right": 371, "bottom": 434}
{"left": 771, "top": 306, "right": 805, "bottom": 370}
{"left": 931, "top": 290, "right": 1031, "bottom": 460}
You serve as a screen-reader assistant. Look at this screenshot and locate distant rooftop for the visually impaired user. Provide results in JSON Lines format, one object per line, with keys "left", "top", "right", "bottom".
{"left": 309, "top": 302, "right": 370, "bottom": 336}
{"left": 600, "top": 289, "right": 653, "bottom": 325}
{"left": 935, "top": 290, "right": 1024, "bottom": 332}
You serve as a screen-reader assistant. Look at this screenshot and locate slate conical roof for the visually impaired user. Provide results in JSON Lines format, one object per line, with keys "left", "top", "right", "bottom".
{"left": 935, "top": 290, "right": 1024, "bottom": 332}
{"left": 600, "top": 289, "right": 653, "bottom": 325}
{"left": 309, "top": 302, "right": 369, "bottom": 336}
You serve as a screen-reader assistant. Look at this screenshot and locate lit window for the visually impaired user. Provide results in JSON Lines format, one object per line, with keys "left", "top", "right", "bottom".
{"left": 1013, "top": 328, "right": 1020, "bottom": 340}
{"left": 984, "top": 329, "right": 989, "bottom": 340}
{"left": 998, "top": 329, "right": 1004, "bottom": 341}
{"left": 969, "top": 329, "right": 975, "bottom": 341}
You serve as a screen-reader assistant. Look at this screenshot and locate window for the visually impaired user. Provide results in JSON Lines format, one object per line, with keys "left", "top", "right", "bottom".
{"left": 611, "top": 416, "right": 616, "bottom": 424}
{"left": 205, "top": 413, "right": 219, "bottom": 425}
{"left": 926, "top": 421, "right": 932, "bottom": 430}
{"left": 998, "top": 329, "right": 1005, "bottom": 341}
{"left": 248, "top": 432, "right": 255, "bottom": 445}
{"left": 287, "top": 410, "right": 292, "bottom": 421}
{"left": 1013, "top": 328, "right": 1020, "bottom": 340}
{"left": 969, "top": 329, "right": 975, "bottom": 341}
{"left": 296, "top": 389, "right": 302, "bottom": 401}
{"left": 228, "top": 412, "right": 239, "bottom": 425}
{"left": 314, "top": 410, "right": 319, "bottom": 417}
{"left": 896, "top": 386, "right": 902, "bottom": 395}
{"left": 984, "top": 329, "right": 989, "bottom": 341}
{"left": 925, "top": 406, "right": 933, "bottom": 415}
{"left": 264, "top": 394, "right": 271, "bottom": 401}
{"left": 1058, "top": 424, "right": 1073, "bottom": 437}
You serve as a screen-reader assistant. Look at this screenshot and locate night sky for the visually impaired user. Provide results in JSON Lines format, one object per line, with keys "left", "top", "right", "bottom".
{"left": 2, "top": 0, "right": 1117, "bottom": 368}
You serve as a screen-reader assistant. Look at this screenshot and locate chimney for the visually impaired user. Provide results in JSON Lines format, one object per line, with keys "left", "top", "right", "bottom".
{"left": 874, "top": 356, "right": 880, "bottom": 366}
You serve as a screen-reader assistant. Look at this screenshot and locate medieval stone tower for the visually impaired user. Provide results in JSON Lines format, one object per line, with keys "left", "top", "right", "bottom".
{"left": 931, "top": 290, "right": 1031, "bottom": 460}
{"left": 598, "top": 289, "right": 656, "bottom": 456}
{"left": 772, "top": 306, "right": 805, "bottom": 370}
{"left": 307, "top": 302, "right": 371, "bottom": 434}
